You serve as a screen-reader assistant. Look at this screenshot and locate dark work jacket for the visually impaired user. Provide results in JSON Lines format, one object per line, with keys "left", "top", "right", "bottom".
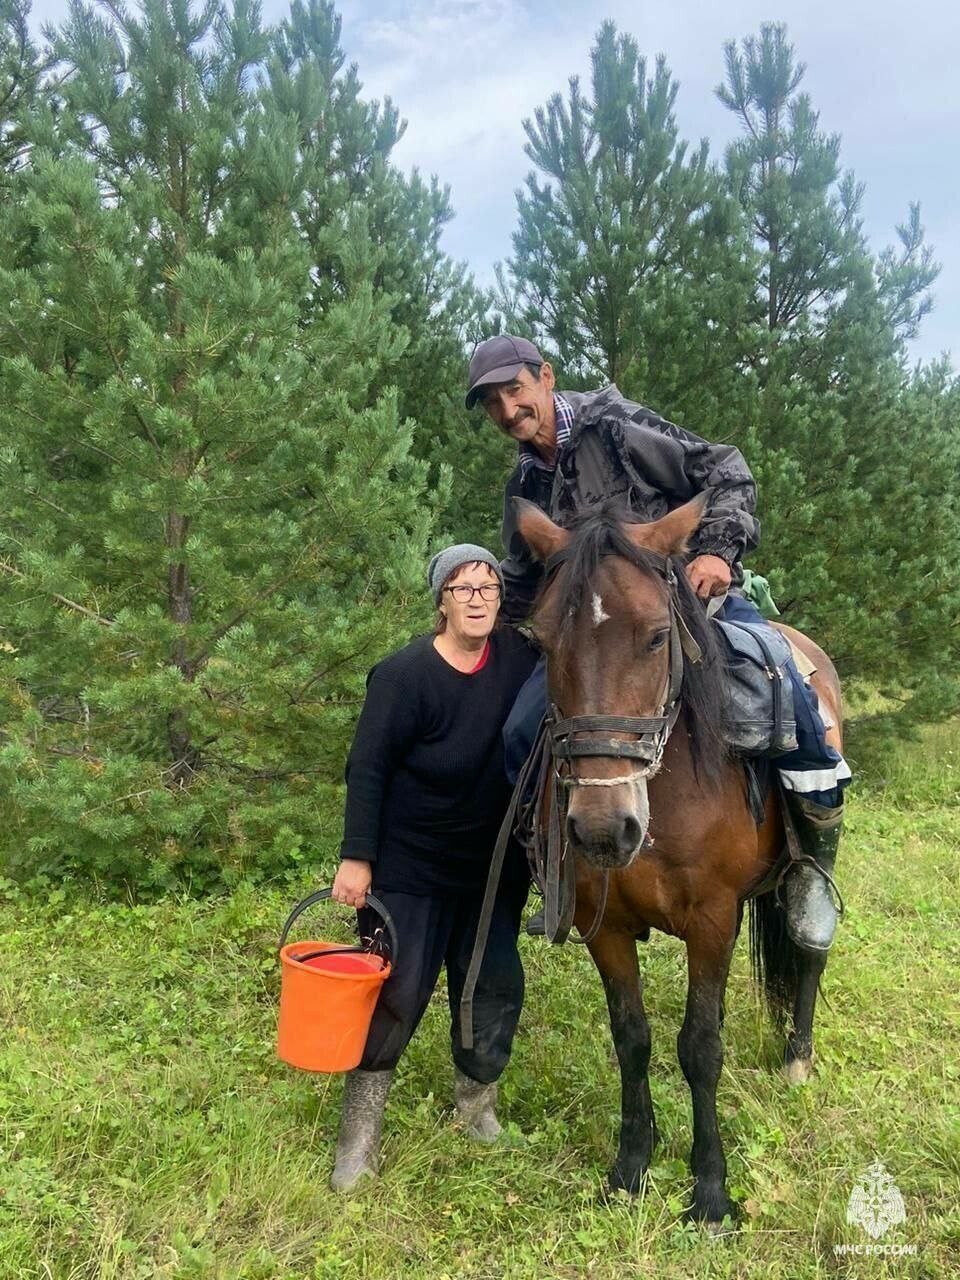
{"left": 500, "top": 384, "right": 760, "bottom": 623}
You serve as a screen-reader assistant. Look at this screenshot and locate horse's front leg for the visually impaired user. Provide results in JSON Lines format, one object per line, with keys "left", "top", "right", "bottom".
{"left": 590, "top": 927, "right": 658, "bottom": 1194}
{"left": 677, "top": 908, "right": 738, "bottom": 1225}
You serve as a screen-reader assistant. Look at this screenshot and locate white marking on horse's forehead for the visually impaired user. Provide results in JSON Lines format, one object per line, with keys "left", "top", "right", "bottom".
{"left": 591, "top": 592, "right": 611, "bottom": 627}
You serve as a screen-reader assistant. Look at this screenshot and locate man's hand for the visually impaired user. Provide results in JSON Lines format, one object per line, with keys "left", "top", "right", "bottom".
{"left": 331, "top": 859, "right": 372, "bottom": 909}
{"left": 685, "top": 554, "right": 732, "bottom": 600}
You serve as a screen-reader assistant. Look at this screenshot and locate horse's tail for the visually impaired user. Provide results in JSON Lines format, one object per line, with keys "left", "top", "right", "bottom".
{"left": 748, "top": 888, "right": 804, "bottom": 1024}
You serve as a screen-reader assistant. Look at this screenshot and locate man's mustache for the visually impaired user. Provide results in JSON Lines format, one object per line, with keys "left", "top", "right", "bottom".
{"left": 505, "top": 410, "right": 532, "bottom": 430}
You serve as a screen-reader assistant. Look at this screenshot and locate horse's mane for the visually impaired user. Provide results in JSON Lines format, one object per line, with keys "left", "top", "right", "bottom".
{"left": 543, "top": 502, "right": 729, "bottom": 789}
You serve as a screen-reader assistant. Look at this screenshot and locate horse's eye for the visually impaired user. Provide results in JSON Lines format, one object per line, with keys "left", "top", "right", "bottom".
{"left": 648, "top": 629, "right": 669, "bottom": 653}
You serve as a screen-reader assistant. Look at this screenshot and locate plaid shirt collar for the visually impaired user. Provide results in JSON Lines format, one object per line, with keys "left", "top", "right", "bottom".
{"left": 518, "top": 393, "right": 574, "bottom": 483}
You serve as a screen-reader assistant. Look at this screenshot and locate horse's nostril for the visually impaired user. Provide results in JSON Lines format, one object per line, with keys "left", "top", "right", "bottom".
{"left": 620, "top": 813, "right": 643, "bottom": 855}
{"left": 567, "top": 812, "right": 584, "bottom": 849}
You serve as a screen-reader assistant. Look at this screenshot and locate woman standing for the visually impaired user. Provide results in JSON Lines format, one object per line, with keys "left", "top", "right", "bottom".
{"left": 329, "top": 544, "right": 538, "bottom": 1191}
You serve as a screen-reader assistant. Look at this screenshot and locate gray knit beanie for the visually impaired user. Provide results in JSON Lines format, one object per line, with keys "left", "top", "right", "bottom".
{"left": 427, "top": 543, "right": 505, "bottom": 604}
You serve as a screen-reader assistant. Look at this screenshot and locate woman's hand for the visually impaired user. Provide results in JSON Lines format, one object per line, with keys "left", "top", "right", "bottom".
{"left": 332, "top": 859, "right": 373, "bottom": 909}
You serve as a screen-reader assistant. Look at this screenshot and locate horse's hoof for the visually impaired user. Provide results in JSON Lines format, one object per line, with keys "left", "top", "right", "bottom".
{"left": 704, "top": 1218, "right": 736, "bottom": 1237}
{"left": 596, "top": 1184, "right": 630, "bottom": 1207}
{"left": 685, "top": 1193, "right": 738, "bottom": 1228}
{"left": 606, "top": 1164, "right": 646, "bottom": 1197}
{"left": 783, "top": 1056, "right": 815, "bottom": 1086}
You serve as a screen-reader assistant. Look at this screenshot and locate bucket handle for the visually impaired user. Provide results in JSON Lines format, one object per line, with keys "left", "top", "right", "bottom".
{"left": 279, "top": 888, "right": 399, "bottom": 970}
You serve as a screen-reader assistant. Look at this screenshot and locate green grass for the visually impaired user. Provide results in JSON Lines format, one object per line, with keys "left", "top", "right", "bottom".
{"left": 2, "top": 731, "right": 959, "bottom": 1279}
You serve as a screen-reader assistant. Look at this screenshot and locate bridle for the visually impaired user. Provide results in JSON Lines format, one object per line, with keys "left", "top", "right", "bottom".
{"left": 512, "top": 543, "right": 702, "bottom": 948}
{"left": 543, "top": 545, "right": 701, "bottom": 790}
{"left": 460, "top": 538, "right": 705, "bottom": 1044}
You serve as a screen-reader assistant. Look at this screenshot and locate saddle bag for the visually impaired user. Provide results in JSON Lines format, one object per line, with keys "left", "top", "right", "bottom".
{"left": 715, "top": 619, "right": 798, "bottom": 756}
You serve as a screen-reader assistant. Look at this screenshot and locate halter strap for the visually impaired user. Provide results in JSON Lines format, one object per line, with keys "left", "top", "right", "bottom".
{"left": 549, "top": 583, "right": 687, "bottom": 783}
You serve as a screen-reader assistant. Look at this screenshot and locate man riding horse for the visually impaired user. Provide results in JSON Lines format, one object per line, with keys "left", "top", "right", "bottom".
{"left": 466, "top": 334, "right": 851, "bottom": 956}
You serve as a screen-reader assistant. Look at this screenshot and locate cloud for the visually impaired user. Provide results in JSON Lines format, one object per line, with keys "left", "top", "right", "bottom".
{"left": 341, "top": 0, "right": 958, "bottom": 359}
{"left": 341, "top": 0, "right": 572, "bottom": 254}
{"left": 358, "top": 0, "right": 522, "bottom": 69}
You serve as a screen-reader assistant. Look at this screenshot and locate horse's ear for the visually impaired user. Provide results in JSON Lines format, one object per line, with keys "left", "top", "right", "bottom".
{"left": 624, "top": 492, "right": 709, "bottom": 558}
{"left": 513, "top": 498, "right": 569, "bottom": 562}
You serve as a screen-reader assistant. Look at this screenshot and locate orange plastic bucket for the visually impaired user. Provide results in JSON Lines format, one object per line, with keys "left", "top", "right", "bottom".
{"left": 276, "top": 889, "right": 398, "bottom": 1074}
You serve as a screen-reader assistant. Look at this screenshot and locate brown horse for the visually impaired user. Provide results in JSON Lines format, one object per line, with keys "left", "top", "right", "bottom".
{"left": 516, "top": 495, "right": 844, "bottom": 1226}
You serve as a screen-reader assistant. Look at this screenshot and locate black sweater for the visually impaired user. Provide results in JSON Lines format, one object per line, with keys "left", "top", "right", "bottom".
{"left": 340, "top": 629, "right": 538, "bottom": 894}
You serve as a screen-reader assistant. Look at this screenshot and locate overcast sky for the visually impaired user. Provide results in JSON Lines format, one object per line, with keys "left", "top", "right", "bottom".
{"left": 29, "top": 0, "right": 959, "bottom": 365}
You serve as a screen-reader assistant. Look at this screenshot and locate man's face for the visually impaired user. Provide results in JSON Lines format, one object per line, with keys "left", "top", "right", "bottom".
{"left": 478, "top": 363, "right": 557, "bottom": 451}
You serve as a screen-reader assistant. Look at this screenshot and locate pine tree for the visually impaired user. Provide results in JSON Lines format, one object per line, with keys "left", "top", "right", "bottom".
{"left": 503, "top": 21, "right": 758, "bottom": 436}
{"left": 716, "top": 23, "right": 956, "bottom": 740}
{"left": 718, "top": 23, "right": 866, "bottom": 348}
{"left": 263, "top": 0, "right": 500, "bottom": 546}
{"left": 0, "top": 0, "right": 446, "bottom": 890}
{"left": 0, "top": 0, "right": 38, "bottom": 178}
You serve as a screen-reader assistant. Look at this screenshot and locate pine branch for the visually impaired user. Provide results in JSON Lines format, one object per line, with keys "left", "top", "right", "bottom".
{"left": 290, "top": 638, "right": 380, "bottom": 705}
{"left": 188, "top": 550, "right": 329, "bottom": 670}
{"left": 0, "top": 561, "right": 115, "bottom": 626}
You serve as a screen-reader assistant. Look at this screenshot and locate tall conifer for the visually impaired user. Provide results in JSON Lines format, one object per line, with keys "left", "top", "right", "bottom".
{"left": 0, "top": 0, "right": 447, "bottom": 888}
{"left": 716, "top": 23, "right": 957, "bottom": 735}
{"left": 0, "top": 0, "right": 38, "bottom": 192}
{"left": 504, "top": 21, "right": 757, "bottom": 432}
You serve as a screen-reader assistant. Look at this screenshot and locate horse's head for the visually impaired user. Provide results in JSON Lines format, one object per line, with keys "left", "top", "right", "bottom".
{"left": 518, "top": 495, "right": 718, "bottom": 869}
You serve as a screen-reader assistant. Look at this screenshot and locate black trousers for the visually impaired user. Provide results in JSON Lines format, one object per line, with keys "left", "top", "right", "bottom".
{"left": 357, "top": 875, "right": 527, "bottom": 1084}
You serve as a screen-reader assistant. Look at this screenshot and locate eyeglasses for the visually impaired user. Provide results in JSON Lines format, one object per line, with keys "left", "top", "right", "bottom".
{"left": 443, "top": 583, "right": 502, "bottom": 603}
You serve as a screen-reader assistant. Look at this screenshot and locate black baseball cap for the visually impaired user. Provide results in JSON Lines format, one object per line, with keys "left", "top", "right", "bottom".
{"left": 465, "top": 335, "right": 544, "bottom": 409}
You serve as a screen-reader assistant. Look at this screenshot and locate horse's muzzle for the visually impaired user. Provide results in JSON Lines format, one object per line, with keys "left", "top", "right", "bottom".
{"left": 565, "top": 779, "right": 650, "bottom": 867}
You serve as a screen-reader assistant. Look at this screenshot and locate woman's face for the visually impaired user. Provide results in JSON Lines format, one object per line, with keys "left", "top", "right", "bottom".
{"left": 439, "top": 562, "right": 501, "bottom": 645}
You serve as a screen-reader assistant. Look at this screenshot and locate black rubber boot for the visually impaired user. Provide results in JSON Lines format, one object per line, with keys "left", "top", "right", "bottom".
{"left": 783, "top": 795, "right": 843, "bottom": 955}
{"left": 453, "top": 1068, "right": 502, "bottom": 1142}
{"left": 330, "top": 1068, "right": 394, "bottom": 1191}
{"left": 525, "top": 909, "right": 546, "bottom": 937}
